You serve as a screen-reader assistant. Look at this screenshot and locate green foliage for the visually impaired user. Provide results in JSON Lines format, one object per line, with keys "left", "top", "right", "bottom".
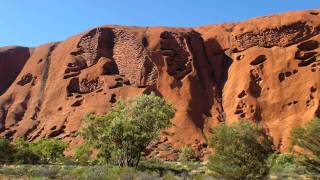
{"left": 138, "top": 158, "right": 188, "bottom": 175}
{"left": 81, "top": 92, "right": 175, "bottom": 167}
{"left": 291, "top": 117, "right": 320, "bottom": 173}
{"left": 13, "top": 138, "right": 40, "bottom": 164}
{"left": 162, "top": 171, "right": 178, "bottom": 180}
{"left": 267, "top": 153, "right": 308, "bottom": 175}
{"left": 0, "top": 137, "right": 15, "bottom": 164}
{"left": 0, "top": 138, "right": 67, "bottom": 164}
{"left": 0, "top": 163, "right": 213, "bottom": 179}
{"left": 0, "top": 165, "right": 31, "bottom": 177}
{"left": 30, "top": 139, "right": 68, "bottom": 163}
{"left": 29, "top": 165, "right": 61, "bottom": 179}
{"left": 75, "top": 165, "right": 110, "bottom": 180}
{"left": 0, "top": 165, "right": 157, "bottom": 179}
{"left": 208, "top": 120, "right": 274, "bottom": 180}
{"left": 0, "top": 138, "right": 67, "bottom": 165}
{"left": 74, "top": 143, "right": 93, "bottom": 165}
{"left": 178, "top": 145, "right": 193, "bottom": 164}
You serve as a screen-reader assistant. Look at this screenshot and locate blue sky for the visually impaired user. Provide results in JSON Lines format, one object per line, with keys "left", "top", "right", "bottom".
{"left": 1, "top": 0, "right": 319, "bottom": 47}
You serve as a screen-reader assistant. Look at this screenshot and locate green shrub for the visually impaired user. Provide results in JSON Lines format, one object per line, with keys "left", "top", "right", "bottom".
{"left": 267, "top": 153, "right": 308, "bottom": 175}
{"left": 28, "top": 165, "right": 60, "bottom": 178}
{"left": 70, "top": 165, "right": 137, "bottom": 180}
{"left": 208, "top": 120, "right": 274, "bottom": 179}
{"left": 0, "top": 138, "right": 68, "bottom": 165}
{"left": 77, "top": 165, "right": 109, "bottom": 180}
{"left": 291, "top": 117, "right": 320, "bottom": 173}
{"left": 0, "top": 165, "right": 35, "bottom": 177}
{"left": 191, "top": 173, "right": 212, "bottom": 180}
{"left": 81, "top": 92, "right": 175, "bottom": 167}
{"left": 70, "top": 166, "right": 87, "bottom": 178}
{"left": 178, "top": 145, "right": 193, "bottom": 164}
{"left": 73, "top": 143, "right": 93, "bottom": 165}
{"left": 0, "top": 167, "right": 16, "bottom": 177}
{"left": 30, "top": 139, "right": 68, "bottom": 163}
{"left": 56, "top": 165, "right": 76, "bottom": 178}
{"left": 13, "top": 138, "right": 41, "bottom": 164}
{"left": 162, "top": 171, "right": 178, "bottom": 180}
{"left": 0, "top": 137, "right": 15, "bottom": 164}
{"left": 58, "top": 156, "right": 77, "bottom": 165}
{"left": 0, "top": 164, "right": 196, "bottom": 179}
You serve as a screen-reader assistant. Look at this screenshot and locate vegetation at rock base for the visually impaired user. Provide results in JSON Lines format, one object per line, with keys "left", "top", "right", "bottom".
{"left": 12, "top": 138, "right": 40, "bottom": 164}
{"left": 205, "top": 118, "right": 320, "bottom": 179}
{"left": 0, "top": 137, "right": 15, "bottom": 164}
{"left": 291, "top": 117, "right": 320, "bottom": 173}
{"left": 178, "top": 145, "right": 194, "bottom": 165}
{"left": 80, "top": 92, "right": 175, "bottom": 167}
{"left": 29, "top": 139, "right": 68, "bottom": 163}
{"left": 207, "top": 120, "right": 275, "bottom": 179}
{"left": 0, "top": 138, "right": 68, "bottom": 165}
{"left": 0, "top": 95, "right": 320, "bottom": 179}
{"left": 73, "top": 143, "right": 94, "bottom": 165}
{"left": 266, "top": 153, "right": 308, "bottom": 175}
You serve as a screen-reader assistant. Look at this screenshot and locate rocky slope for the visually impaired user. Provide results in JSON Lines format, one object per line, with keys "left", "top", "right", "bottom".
{"left": 0, "top": 10, "right": 319, "bottom": 160}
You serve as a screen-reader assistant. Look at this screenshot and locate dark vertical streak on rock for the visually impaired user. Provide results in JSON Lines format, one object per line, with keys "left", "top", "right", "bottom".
{"left": 33, "top": 44, "right": 58, "bottom": 120}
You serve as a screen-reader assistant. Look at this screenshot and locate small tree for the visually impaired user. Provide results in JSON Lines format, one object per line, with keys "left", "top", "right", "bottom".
{"left": 74, "top": 143, "right": 93, "bottom": 165}
{"left": 13, "top": 138, "right": 40, "bottom": 164}
{"left": 30, "top": 139, "right": 68, "bottom": 163}
{"left": 291, "top": 118, "right": 320, "bottom": 173}
{"left": 81, "top": 92, "right": 175, "bottom": 167}
{"left": 208, "top": 120, "right": 274, "bottom": 179}
{"left": 0, "top": 137, "right": 15, "bottom": 164}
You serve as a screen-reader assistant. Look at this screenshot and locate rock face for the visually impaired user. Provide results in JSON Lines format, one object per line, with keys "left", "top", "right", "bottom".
{"left": 0, "top": 10, "right": 319, "bottom": 160}
{"left": 0, "top": 46, "right": 33, "bottom": 95}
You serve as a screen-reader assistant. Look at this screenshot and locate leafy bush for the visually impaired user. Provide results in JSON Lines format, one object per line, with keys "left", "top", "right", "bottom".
{"left": 291, "top": 117, "right": 320, "bottom": 173}
{"left": 0, "top": 138, "right": 67, "bottom": 165}
{"left": 208, "top": 120, "right": 274, "bottom": 179}
{"left": 71, "top": 165, "right": 139, "bottom": 180}
{"left": 30, "top": 139, "right": 68, "bottom": 163}
{"left": 267, "top": 153, "right": 308, "bottom": 175}
{"left": 0, "top": 137, "right": 15, "bottom": 164}
{"left": 73, "top": 143, "right": 93, "bottom": 165}
{"left": 0, "top": 165, "right": 31, "bottom": 177}
{"left": 178, "top": 145, "right": 193, "bottom": 164}
{"left": 77, "top": 165, "right": 109, "bottom": 180}
{"left": 28, "top": 165, "right": 61, "bottom": 179}
{"left": 81, "top": 92, "right": 175, "bottom": 167}
{"left": 0, "top": 164, "right": 203, "bottom": 179}
{"left": 0, "top": 138, "right": 67, "bottom": 164}
{"left": 13, "top": 138, "right": 41, "bottom": 164}
{"left": 162, "top": 171, "right": 178, "bottom": 180}
{"left": 138, "top": 158, "right": 189, "bottom": 176}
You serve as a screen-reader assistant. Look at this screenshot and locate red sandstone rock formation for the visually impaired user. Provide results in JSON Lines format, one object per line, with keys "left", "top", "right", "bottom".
{"left": 0, "top": 46, "right": 33, "bottom": 95}
{"left": 0, "top": 10, "right": 319, "bottom": 160}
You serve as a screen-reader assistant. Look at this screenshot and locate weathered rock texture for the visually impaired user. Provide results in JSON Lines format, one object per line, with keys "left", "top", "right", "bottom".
{"left": 0, "top": 10, "right": 319, "bottom": 160}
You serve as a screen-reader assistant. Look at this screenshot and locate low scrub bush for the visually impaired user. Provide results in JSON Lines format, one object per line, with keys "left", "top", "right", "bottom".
{"left": 267, "top": 153, "right": 308, "bottom": 175}
{"left": 291, "top": 117, "right": 320, "bottom": 173}
{"left": 73, "top": 143, "right": 93, "bottom": 165}
{"left": 208, "top": 120, "right": 274, "bottom": 179}
{"left": 13, "top": 139, "right": 40, "bottom": 164}
{"left": 29, "top": 139, "right": 68, "bottom": 163}
{"left": 0, "top": 137, "right": 68, "bottom": 165}
{"left": 178, "top": 145, "right": 194, "bottom": 164}
{"left": 0, "top": 138, "right": 15, "bottom": 164}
